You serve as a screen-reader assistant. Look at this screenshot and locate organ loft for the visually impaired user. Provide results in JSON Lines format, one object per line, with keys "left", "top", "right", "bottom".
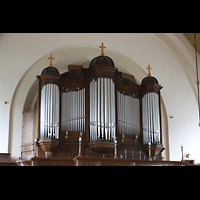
{"left": 18, "top": 43, "right": 171, "bottom": 166}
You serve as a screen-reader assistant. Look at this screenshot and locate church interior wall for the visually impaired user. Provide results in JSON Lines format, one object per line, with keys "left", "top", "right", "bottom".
{"left": 0, "top": 33, "right": 199, "bottom": 163}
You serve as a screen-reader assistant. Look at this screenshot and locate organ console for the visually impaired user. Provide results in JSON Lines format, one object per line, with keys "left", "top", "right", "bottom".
{"left": 32, "top": 43, "right": 165, "bottom": 161}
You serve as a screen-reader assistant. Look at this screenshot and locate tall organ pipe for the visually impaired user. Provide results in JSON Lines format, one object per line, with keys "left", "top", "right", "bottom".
{"left": 142, "top": 92, "right": 160, "bottom": 144}
{"left": 117, "top": 91, "right": 140, "bottom": 135}
{"left": 40, "top": 83, "right": 59, "bottom": 139}
{"left": 61, "top": 88, "right": 86, "bottom": 133}
{"left": 90, "top": 78, "right": 116, "bottom": 141}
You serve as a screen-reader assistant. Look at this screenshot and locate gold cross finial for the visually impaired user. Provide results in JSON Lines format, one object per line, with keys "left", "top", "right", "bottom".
{"left": 99, "top": 43, "right": 106, "bottom": 56}
{"left": 146, "top": 65, "right": 152, "bottom": 76}
{"left": 48, "top": 54, "right": 54, "bottom": 67}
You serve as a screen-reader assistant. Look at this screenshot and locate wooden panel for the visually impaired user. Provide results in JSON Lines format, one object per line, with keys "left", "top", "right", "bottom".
{"left": 22, "top": 110, "right": 34, "bottom": 146}
{"left": 68, "top": 65, "right": 83, "bottom": 72}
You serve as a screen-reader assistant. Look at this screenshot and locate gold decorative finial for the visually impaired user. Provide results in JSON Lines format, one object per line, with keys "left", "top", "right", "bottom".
{"left": 146, "top": 65, "right": 152, "bottom": 76}
{"left": 99, "top": 43, "right": 106, "bottom": 56}
{"left": 48, "top": 54, "right": 54, "bottom": 67}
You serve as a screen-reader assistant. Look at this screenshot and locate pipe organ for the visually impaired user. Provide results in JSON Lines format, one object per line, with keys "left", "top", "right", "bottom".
{"left": 34, "top": 46, "right": 164, "bottom": 160}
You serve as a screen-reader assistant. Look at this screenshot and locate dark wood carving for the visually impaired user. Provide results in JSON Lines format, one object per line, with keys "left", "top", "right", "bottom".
{"left": 88, "top": 65, "right": 118, "bottom": 82}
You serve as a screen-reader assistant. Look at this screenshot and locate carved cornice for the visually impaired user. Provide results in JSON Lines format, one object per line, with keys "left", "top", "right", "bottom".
{"left": 37, "top": 74, "right": 60, "bottom": 90}
{"left": 61, "top": 69, "right": 86, "bottom": 81}
{"left": 117, "top": 72, "right": 139, "bottom": 98}
{"left": 117, "top": 72, "right": 137, "bottom": 86}
{"left": 140, "top": 83, "right": 162, "bottom": 98}
{"left": 88, "top": 65, "right": 118, "bottom": 82}
{"left": 118, "top": 90, "right": 139, "bottom": 98}
{"left": 61, "top": 86, "right": 85, "bottom": 93}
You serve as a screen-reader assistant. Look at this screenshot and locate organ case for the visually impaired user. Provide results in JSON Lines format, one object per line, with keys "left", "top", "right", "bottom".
{"left": 31, "top": 52, "right": 164, "bottom": 160}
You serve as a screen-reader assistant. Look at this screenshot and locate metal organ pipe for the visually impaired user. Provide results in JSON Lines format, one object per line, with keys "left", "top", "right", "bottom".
{"left": 97, "top": 78, "right": 101, "bottom": 139}
{"left": 117, "top": 91, "right": 140, "bottom": 136}
{"left": 101, "top": 78, "right": 104, "bottom": 139}
{"left": 104, "top": 78, "right": 108, "bottom": 140}
{"left": 61, "top": 88, "right": 86, "bottom": 133}
{"left": 108, "top": 79, "right": 111, "bottom": 139}
{"left": 40, "top": 83, "right": 59, "bottom": 139}
{"left": 142, "top": 92, "right": 160, "bottom": 144}
{"left": 111, "top": 79, "right": 115, "bottom": 140}
{"left": 90, "top": 78, "right": 116, "bottom": 141}
{"left": 40, "top": 86, "right": 45, "bottom": 138}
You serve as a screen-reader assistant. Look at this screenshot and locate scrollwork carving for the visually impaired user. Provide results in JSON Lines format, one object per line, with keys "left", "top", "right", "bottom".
{"left": 61, "top": 86, "right": 85, "bottom": 93}
{"left": 61, "top": 69, "right": 86, "bottom": 81}
{"left": 117, "top": 72, "right": 136, "bottom": 86}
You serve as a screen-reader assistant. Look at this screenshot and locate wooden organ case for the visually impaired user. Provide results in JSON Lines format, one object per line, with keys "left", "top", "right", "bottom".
{"left": 20, "top": 49, "right": 165, "bottom": 166}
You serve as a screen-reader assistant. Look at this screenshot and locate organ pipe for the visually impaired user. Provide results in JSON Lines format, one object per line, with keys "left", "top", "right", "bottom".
{"left": 40, "top": 83, "right": 59, "bottom": 139}
{"left": 117, "top": 91, "right": 140, "bottom": 135}
{"left": 90, "top": 78, "right": 116, "bottom": 141}
{"left": 61, "top": 88, "right": 86, "bottom": 133}
{"left": 142, "top": 92, "right": 160, "bottom": 144}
